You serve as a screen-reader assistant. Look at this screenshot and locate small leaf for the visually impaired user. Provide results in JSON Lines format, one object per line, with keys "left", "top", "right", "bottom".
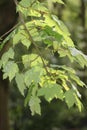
{"left": 29, "top": 96, "right": 41, "bottom": 115}
{"left": 20, "top": 0, "right": 35, "bottom": 7}
{"left": 21, "top": 38, "right": 31, "bottom": 49}
{"left": 3, "top": 61, "right": 19, "bottom": 81}
{"left": 74, "top": 94, "right": 83, "bottom": 112}
{"left": 30, "top": 28, "right": 42, "bottom": 42}
{"left": 32, "top": 1, "right": 48, "bottom": 13}
{"left": 15, "top": 73, "right": 26, "bottom": 96}
{"left": 13, "top": 33, "right": 22, "bottom": 45}
{"left": 64, "top": 89, "right": 76, "bottom": 108}
{"left": 22, "top": 54, "right": 31, "bottom": 68}
{"left": 53, "top": 41, "right": 59, "bottom": 51}
{"left": 70, "top": 47, "right": 87, "bottom": 68}
{"left": 1, "top": 48, "right": 14, "bottom": 67}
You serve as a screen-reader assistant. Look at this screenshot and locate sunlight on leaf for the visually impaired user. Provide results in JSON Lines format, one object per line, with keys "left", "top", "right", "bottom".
{"left": 38, "top": 83, "right": 64, "bottom": 102}
{"left": 3, "top": 61, "right": 19, "bottom": 81}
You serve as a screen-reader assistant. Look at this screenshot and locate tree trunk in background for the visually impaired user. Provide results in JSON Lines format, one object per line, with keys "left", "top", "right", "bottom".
{"left": 0, "top": 73, "right": 9, "bottom": 130}
{"left": 0, "top": 0, "right": 17, "bottom": 130}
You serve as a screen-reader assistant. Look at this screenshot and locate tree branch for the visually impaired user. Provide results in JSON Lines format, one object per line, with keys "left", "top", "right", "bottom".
{"left": 0, "top": 23, "right": 20, "bottom": 41}
{"left": 13, "top": 0, "right": 51, "bottom": 76}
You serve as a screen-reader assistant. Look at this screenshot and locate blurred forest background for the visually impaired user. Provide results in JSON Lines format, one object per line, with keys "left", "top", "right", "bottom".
{"left": 0, "top": 0, "right": 87, "bottom": 130}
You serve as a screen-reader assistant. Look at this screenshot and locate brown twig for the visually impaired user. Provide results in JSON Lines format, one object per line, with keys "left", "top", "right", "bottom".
{"left": 0, "top": 23, "right": 20, "bottom": 40}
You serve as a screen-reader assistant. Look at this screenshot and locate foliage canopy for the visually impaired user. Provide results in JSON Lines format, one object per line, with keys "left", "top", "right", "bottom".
{"left": 0, "top": 0, "right": 87, "bottom": 115}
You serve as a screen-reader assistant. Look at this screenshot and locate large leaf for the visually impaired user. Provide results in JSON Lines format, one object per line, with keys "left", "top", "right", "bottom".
{"left": 29, "top": 96, "right": 41, "bottom": 115}
{"left": 64, "top": 89, "right": 82, "bottom": 111}
{"left": 64, "top": 89, "right": 76, "bottom": 108}
{"left": 24, "top": 67, "right": 43, "bottom": 87}
{"left": 38, "top": 83, "right": 64, "bottom": 102}
{"left": 69, "top": 73, "right": 85, "bottom": 87}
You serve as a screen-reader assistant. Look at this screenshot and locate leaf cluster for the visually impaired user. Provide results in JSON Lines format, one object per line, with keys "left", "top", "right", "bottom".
{"left": 0, "top": 0, "right": 87, "bottom": 115}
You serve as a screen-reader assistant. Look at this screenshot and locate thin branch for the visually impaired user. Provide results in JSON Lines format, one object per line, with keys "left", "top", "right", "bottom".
{"left": 0, "top": 23, "right": 20, "bottom": 40}
{"left": 16, "top": 55, "right": 39, "bottom": 64}
{"left": 13, "top": 0, "right": 51, "bottom": 76}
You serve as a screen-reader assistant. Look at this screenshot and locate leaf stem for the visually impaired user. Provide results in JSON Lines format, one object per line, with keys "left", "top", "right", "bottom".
{"left": 0, "top": 23, "right": 20, "bottom": 41}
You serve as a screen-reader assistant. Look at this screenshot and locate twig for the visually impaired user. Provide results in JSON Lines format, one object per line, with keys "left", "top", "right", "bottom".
{"left": 0, "top": 23, "right": 20, "bottom": 40}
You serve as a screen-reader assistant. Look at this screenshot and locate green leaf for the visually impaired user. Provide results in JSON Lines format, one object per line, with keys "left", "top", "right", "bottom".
{"left": 64, "top": 89, "right": 76, "bottom": 108}
{"left": 64, "top": 89, "right": 82, "bottom": 111}
{"left": 70, "top": 74, "right": 85, "bottom": 87}
{"left": 24, "top": 84, "right": 38, "bottom": 106}
{"left": 70, "top": 47, "right": 87, "bottom": 68}
{"left": 1, "top": 48, "right": 14, "bottom": 67}
{"left": 21, "top": 38, "right": 31, "bottom": 49}
{"left": 32, "top": 1, "right": 48, "bottom": 13}
{"left": 74, "top": 94, "right": 83, "bottom": 112}
{"left": 22, "top": 54, "right": 42, "bottom": 68}
{"left": 24, "top": 88, "right": 31, "bottom": 106}
{"left": 56, "top": 47, "right": 74, "bottom": 62}
{"left": 29, "top": 96, "right": 41, "bottom": 115}
{"left": 13, "top": 28, "right": 31, "bottom": 48}
{"left": 38, "top": 83, "right": 64, "bottom": 102}
{"left": 52, "top": 15, "right": 70, "bottom": 36}
{"left": 27, "top": 8, "right": 41, "bottom": 17}
{"left": 22, "top": 54, "right": 31, "bottom": 68}
{"left": 3, "top": 61, "right": 19, "bottom": 81}
{"left": 13, "top": 33, "right": 22, "bottom": 45}
{"left": 0, "top": 30, "right": 15, "bottom": 51}
{"left": 32, "top": 85, "right": 38, "bottom": 96}
{"left": 53, "top": 41, "right": 60, "bottom": 51}
{"left": 15, "top": 73, "right": 26, "bottom": 96}
{"left": 44, "top": 25, "right": 63, "bottom": 42}
{"left": 19, "top": 0, "right": 35, "bottom": 7}
{"left": 30, "top": 28, "right": 42, "bottom": 42}
{"left": 0, "top": 0, "right": 86, "bottom": 115}
{"left": 24, "top": 67, "right": 43, "bottom": 87}
{"left": 51, "top": 0, "right": 64, "bottom": 4}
